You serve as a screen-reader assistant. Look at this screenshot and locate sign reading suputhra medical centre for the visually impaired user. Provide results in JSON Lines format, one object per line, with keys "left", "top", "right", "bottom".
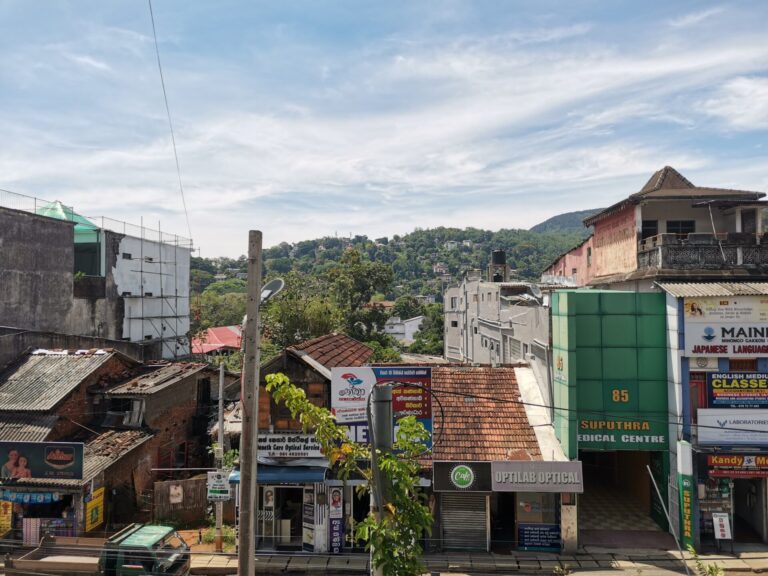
{"left": 492, "top": 461, "right": 584, "bottom": 493}
{"left": 684, "top": 296, "right": 768, "bottom": 357}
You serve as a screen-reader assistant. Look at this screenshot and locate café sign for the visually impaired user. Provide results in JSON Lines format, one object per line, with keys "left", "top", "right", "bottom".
{"left": 492, "top": 461, "right": 583, "bottom": 493}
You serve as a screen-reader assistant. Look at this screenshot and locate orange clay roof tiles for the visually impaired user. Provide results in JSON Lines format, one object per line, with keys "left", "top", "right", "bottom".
{"left": 289, "top": 333, "right": 373, "bottom": 369}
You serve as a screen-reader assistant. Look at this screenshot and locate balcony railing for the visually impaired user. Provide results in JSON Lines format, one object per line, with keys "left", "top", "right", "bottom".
{"left": 638, "top": 233, "right": 768, "bottom": 270}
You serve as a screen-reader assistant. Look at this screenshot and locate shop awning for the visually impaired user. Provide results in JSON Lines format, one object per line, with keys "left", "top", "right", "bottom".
{"left": 229, "top": 465, "right": 327, "bottom": 485}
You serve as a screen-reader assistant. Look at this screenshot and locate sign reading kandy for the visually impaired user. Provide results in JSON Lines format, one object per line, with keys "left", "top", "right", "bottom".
{"left": 258, "top": 434, "right": 323, "bottom": 458}
{"left": 0, "top": 441, "right": 83, "bottom": 480}
{"left": 698, "top": 409, "right": 768, "bottom": 446}
{"left": 492, "top": 461, "right": 584, "bottom": 493}
{"left": 684, "top": 297, "right": 768, "bottom": 357}
{"left": 708, "top": 454, "right": 768, "bottom": 478}
{"left": 707, "top": 373, "right": 768, "bottom": 408}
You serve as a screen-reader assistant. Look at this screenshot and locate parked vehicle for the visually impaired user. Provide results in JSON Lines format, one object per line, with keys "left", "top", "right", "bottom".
{"left": 5, "top": 523, "right": 190, "bottom": 576}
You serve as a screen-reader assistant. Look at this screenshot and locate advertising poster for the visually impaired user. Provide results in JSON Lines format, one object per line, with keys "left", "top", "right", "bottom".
{"left": 333, "top": 367, "right": 433, "bottom": 448}
{"left": 698, "top": 409, "right": 768, "bottom": 446}
{"left": 0, "top": 441, "right": 83, "bottom": 480}
{"left": 517, "top": 524, "right": 561, "bottom": 551}
{"left": 302, "top": 488, "right": 314, "bottom": 552}
{"left": 684, "top": 296, "right": 768, "bottom": 357}
{"left": 85, "top": 487, "right": 105, "bottom": 532}
{"left": 707, "top": 373, "right": 768, "bottom": 408}
{"left": 329, "top": 487, "right": 343, "bottom": 554}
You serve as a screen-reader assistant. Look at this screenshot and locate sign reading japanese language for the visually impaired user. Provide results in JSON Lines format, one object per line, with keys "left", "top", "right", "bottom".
{"left": 684, "top": 297, "right": 768, "bottom": 357}
{"left": 707, "top": 373, "right": 768, "bottom": 408}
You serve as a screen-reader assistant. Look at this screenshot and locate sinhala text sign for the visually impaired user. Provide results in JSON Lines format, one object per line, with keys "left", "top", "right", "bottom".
{"left": 684, "top": 296, "right": 768, "bottom": 357}
{"left": 0, "top": 441, "right": 83, "bottom": 480}
{"left": 492, "top": 461, "right": 584, "bottom": 493}
{"left": 708, "top": 454, "right": 768, "bottom": 478}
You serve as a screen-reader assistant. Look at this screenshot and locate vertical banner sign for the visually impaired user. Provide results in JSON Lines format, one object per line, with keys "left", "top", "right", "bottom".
{"left": 0, "top": 501, "right": 12, "bottom": 536}
{"left": 332, "top": 367, "right": 433, "bottom": 448}
{"left": 329, "top": 487, "right": 343, "bottom": 554}
{"left": 302, "top": 487, "right": 314, "bottom": 552}
{"left": 85, "top": 487, "right": 105, "bottom": 532}
{"left": 677, "top": 440, "right": 695, "bottom": 549}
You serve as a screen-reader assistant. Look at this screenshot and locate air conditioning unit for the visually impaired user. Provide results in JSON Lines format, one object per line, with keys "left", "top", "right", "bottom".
{"left": 526, "top": 353, "right": 536, "bottom": 361}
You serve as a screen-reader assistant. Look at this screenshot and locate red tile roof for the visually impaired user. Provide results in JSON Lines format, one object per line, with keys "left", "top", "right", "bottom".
{"left": 289, "top": 333, "right": 373, "bottom": 370}
{"left": 431, "top": 366, "right": 541, "bottom": 462}
{"left": 192, "top": 325, "right": 242, "bottom": 354}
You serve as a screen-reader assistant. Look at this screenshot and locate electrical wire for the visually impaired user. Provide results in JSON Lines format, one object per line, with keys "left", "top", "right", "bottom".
{"left": 147, "top": 0, "right": 193, "bottom": 244}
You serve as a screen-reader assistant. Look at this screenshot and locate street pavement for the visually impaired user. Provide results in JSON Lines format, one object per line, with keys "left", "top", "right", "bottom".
{"left": 189, "top": 543, "right": 768, "bottom": 575}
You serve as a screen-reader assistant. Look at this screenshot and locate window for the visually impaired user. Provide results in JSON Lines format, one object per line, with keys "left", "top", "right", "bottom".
{"left": 730, "top": 359, "right": 757, "bottom": 372}
{"left": 509, "top": 338, "right": 522, "bottom": 359}
{"left": 571, "top": 268, "right": 577, "bottom": 275}
{"left": 450, "top": 297, "right": 458, "bottom": 309}
{"left": 473, "top": 326, "right": 478, "bottom": 334}
{"left": 481, "top": 293, "right": 485, "bottom": 302}
{"left": 587, "top": 247, "right": 592, "bottom": 267}
{"left": 472, "top": 294, "right": 478, "bottom": 303}
{"left": 641, "top": 220, "right": 659, "bottom": 240}
{"left": 690, "top": 372, "right": 707, "bottom": 424}
{"left": 173, "top": 443, "right": 187, "bottom": 468}
{"left": 450, "top": 320, "right": 458, "bottom": 328}
{"left": 667, "top": 220, "right": 695, "bottom": 236}
{"left": 122, "top": 253, "right": 132, "bottom": 260}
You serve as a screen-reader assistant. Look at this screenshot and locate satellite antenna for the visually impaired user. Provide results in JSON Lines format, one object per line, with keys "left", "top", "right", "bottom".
{"left": 529, "top": 284, "right": 543, "bottom": 300}
{"left": 261, "top": 278, "right": 285, "bottom": 303}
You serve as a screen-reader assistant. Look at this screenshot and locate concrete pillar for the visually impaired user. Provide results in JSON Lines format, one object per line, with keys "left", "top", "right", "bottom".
{"left": 561, "top": 495, "right": 578, "bottom": 553}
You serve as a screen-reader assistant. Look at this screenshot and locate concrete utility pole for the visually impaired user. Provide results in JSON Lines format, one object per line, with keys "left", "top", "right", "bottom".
{"left": 215, "top": 362, "right": 225, "bottom": 552}
{"left": 239, "top": 231, "right": 263, "bottom": 576}
{"left": 369, "top": 385, "right": 392, "bottom": 576}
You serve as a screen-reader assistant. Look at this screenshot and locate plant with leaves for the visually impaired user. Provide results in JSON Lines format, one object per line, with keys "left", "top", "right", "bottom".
{"left": 687, "top": 545, "right": 724, "bottom": 576}
{"left": 266, "top": 372, "right": 432, "bottom": 576}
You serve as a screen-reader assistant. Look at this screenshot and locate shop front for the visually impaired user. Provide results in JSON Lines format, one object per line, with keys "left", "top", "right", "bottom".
{"left": 1, "top": 487, "right": 80, "bottom": 544}
{"left": 434, "top": 460, "right": 582, "bottom": 552}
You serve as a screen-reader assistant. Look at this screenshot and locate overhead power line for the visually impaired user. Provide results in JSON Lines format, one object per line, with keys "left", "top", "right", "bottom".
{"left": 147, "top": 0, "right": 193, "bottom": 244}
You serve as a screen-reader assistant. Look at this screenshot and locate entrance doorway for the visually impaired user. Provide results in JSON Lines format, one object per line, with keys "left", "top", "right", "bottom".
{"left": 733, "top": 478, "right": 766, "bottom": 542}
{"left": 491, "top": 492, "right": 515, "bottom": 552}
{"left": 259, "top": 486, "right": 303, "bottom": 550}
{"left": 579, "top": 451, "right": 673, "bottom": 547}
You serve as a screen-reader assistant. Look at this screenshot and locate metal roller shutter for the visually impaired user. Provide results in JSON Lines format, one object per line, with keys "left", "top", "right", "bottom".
{"left": 441, "top": 493, "right": 487, "bottom": 550}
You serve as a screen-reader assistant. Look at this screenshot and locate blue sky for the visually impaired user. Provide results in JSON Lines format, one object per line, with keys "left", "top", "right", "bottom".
{"left": 0, "top": 1, "right": 766, "bottom": 255}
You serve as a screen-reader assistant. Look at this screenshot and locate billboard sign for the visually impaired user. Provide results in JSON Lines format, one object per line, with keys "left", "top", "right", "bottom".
{"left": 492, "top": 461, "right": 584, "bottom": 493}
{"left": 258, "top": 434, "right": 323, "bottom": 458}
{"left": 698, "top": 409, "right": 768, "bottom": 446}
{"left": 707, "top": 373, "right": 768, "bottom": 408}
{"left": 0, "top": 441, "right": 83, "bottom": 480}
{"left": 684, "top": 297, "right": 768, "bottom": 357}
{"left": 708, "top": 454, "right": 768, "bottom": 478}
{"left": 333, "top": 366, "right": 432, "bottom": 448}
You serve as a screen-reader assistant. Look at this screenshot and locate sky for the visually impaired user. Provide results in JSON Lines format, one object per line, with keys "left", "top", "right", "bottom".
{"left": 0, "top": 1, "right": 766, "bottom": 256}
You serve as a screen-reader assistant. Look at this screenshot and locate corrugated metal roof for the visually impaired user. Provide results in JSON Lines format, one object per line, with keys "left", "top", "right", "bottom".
{"left": 656, "top": 282, "right": 768, "bottom": 298}
{"left": 0, "top": 413, "right": 57, "bottom": 442}
{"left": 0, "top": 351, "right": 114, "bottom": 412}
{"left": 106, "top": 363, "right": 206, "bottom": 395}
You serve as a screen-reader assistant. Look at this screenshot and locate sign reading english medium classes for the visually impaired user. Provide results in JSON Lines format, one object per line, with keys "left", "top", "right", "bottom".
{"left": 684, "top": 296, "right": 768, "bottom": 357}
{"left": 492, "top": 461, "right": 584, "bottom": 493}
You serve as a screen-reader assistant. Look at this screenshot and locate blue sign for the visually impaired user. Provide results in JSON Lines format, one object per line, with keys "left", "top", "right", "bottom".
{"left": 329, "top": 518, "right": 344, "bottom": 553}
{"left": 1, "top": 490, "right": 61, "bottom": 504}
{"left": 518, "top": 523, "right": 561, "bottom": 551}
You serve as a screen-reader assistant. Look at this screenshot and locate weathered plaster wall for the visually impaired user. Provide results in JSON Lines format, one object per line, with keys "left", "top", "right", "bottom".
{"left": 593, "top": 205, "right": 638, "bottom": 276}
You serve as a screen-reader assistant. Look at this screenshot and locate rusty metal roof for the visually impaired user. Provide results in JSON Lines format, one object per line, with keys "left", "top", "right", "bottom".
{"left": 0, "top": 413, "right": 58, "bottom": 442}
{"left": 0, "top": 350, "right": 114, "bottom": 412}
{"left": 656, "top": 282, "right": 768, "bottom": 298}
{"left": 105, "top": 363, "right": 207, "bottom": 395}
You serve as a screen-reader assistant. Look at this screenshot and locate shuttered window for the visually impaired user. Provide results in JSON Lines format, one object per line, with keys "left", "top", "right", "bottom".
{"left": 441, "top": 493, "right": 487, "bottom": 550}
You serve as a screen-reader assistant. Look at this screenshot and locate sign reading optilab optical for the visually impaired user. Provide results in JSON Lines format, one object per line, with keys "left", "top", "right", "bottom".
{"left": 684, "top": 297, "right": 768, "bottom": 357}
{"left": 0, "top": 441, "right": 83, "bottom": 480}
{"left": 492, "top": 461, "right": 584, "bottom": 493}
{"left": 698, "top": 409, "right": 768, "bottom": 446}
{"left": 707, "top": 373, "right": 768, "bottom": 408}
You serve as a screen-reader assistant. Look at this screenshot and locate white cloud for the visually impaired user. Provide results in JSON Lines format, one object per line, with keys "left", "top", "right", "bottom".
{"left": 700, "top": 76, "right": 768, "bottom": 130}
{"left": 63, "top": 53, "right": 112, "bottom": 72}
{"left": 667, "top": 7, "right": 724, "bottom": 28}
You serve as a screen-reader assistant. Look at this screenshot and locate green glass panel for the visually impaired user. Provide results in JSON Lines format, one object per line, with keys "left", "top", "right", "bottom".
{"left": 576, "top": 348, "right": 602, "bottom": 380}
{"left": 637, "top": 315, "right": 667, "bottom": 348}
{"left": 577, "top": 379, "right": 604, "bottom": 411}
{"left": 600, "top": 292, "right": 636, "bottom": 315}
{"left": 575, "top": 315, "right": 602, "bottom": 348}
{"left": 638, "top": 380, "right": 668, "bottom": 412}
{"left": 603, "top": 348, "right": 638, "bottom": 379}
{"left": 638, "top": 348, "right": 667, "bottom": 380}
{"left": 573, "top": 291, "right": 600, "bottom": 315}
{"left": 602, "top": 315, "right": 637, "bottom": 347}
{"left": 636, "top": 292, "right": 666, "bottom": 315}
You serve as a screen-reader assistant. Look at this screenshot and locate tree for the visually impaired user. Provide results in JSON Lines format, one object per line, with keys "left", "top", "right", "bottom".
{"left": 190, "top": 291, "right": 246, "bottom": 335}
{"left": 190, "top": 269, "right": 214, "bottom": 293}
{"left": 203, "top": 278, "right": 247, "bottom": 295}
{"left": 266, "top": 373, "right": 432, "bottom": 575}
{"left": 408, "top": 304, "right": 444, "bottom": 356}
{"left": 392, "top": 296, "right": 421, "bottom": 320}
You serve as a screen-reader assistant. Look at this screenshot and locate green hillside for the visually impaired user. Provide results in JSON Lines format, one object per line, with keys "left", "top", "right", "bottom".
{"left": 529, "top": 208, "right": 602, "bottom": 235}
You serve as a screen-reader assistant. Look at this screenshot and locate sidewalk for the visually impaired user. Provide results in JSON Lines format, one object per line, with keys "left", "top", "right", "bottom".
{"left": 190, "top": 543, "right": 768, "bottom": 575}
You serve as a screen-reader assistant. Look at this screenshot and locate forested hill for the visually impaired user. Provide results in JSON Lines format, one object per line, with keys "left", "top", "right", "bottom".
{"left": 192, "top": 227, "right": 584, "bottom": 298}
{"left": 529, "top": 208, "right": 602, "bottom": 235}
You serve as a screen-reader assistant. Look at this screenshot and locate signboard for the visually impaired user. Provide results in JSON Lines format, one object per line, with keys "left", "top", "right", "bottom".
{"left": 302, "top": 487, "right": 314, "bottom": 552}
{"left": 678, "top": 474, "right": 695, "bottom": 548}
{"left": 335, "top": 367, "right": 433, "bottom": 448}
{"left": 707, "top": 373, "right": 768, "bottom": 408}
{"left": 329, "top": 487, "right": 343, "bottom": 554}
{"left": 518, "top": 523, "right": 561, "bottom": 551}
{"left": 0, "top": 441, "right": 83, "bottom": 480}
{"left": 85, "top": 487, "right": 105, "bottom": 532}
{"left": 577, "top": 417, "right": 668, "bottom": 450}
{"left": 0, "top": 501, "right": 12, "bottom": 536}
{"left": 684, "top": 296, "right": 768, "bottom": 357}
{"left": 698, "top": 409, "right": 768, "bottom": 446}
{"left": 169, "top": 484, "right": 184, "bottom": 504}
{"left": 712, "top": 512, "right": 732, "bottom": 540}
{"left": 708, "top": 454, "right": 768, "bottom": 478}
{"left": 433, "top": 461, "right": 492, "bottom": 492}
{"left": 258, "top": 434, "right": 323, "bottom": 458}
{"left": 207, "top": 470, "right": 231, "bottom": 501}
{"left": 492, "top": 461, "right": 583, "bottom": 493}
